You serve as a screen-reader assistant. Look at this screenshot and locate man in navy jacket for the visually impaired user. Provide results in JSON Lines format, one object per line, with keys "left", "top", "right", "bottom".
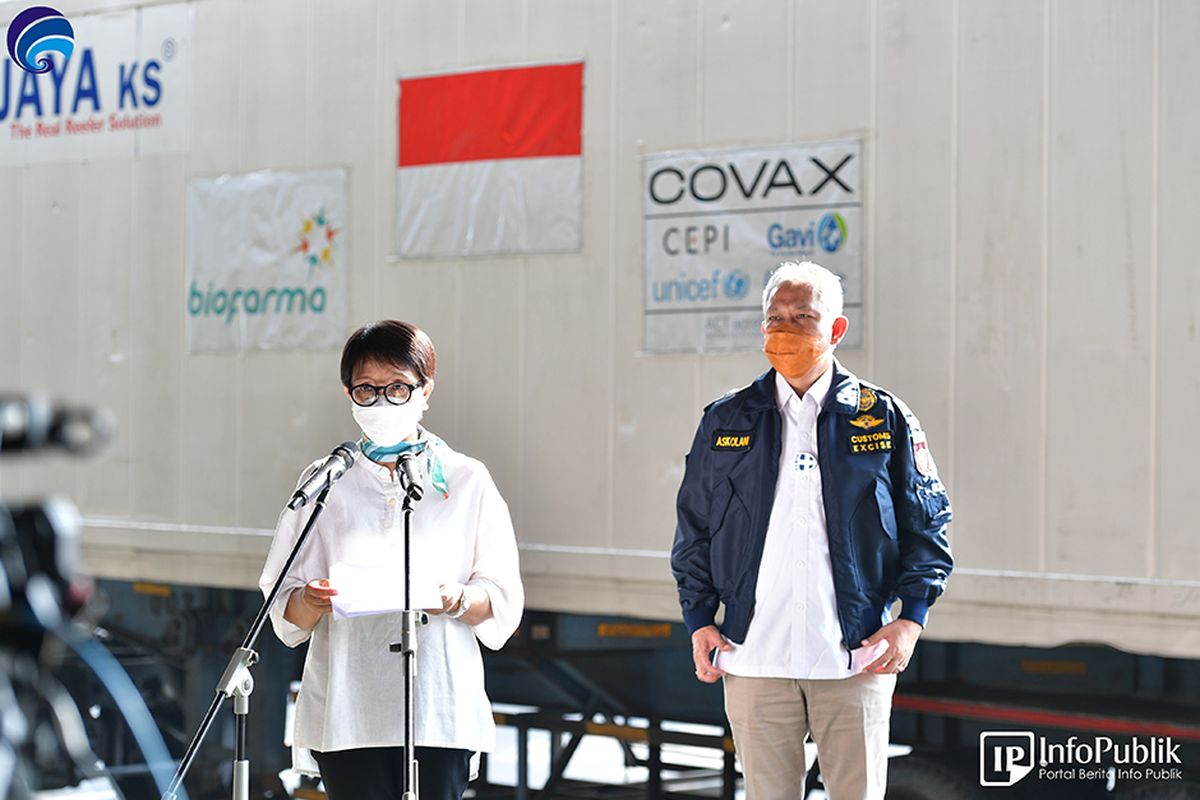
{"left": 671, "top": 261, "right": 953, "bottom": 800}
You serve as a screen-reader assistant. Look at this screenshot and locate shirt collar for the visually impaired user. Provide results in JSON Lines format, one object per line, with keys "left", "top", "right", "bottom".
{"left": 775, "top": 364, "right": 834, "bottom": 413}
{"left": 355, "top": 448, "right": 397, "bottom": 481}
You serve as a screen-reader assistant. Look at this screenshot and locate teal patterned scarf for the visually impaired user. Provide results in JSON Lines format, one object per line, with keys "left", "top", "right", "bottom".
{"left": 359, "top": 426, "right": 450, "bottom": 499}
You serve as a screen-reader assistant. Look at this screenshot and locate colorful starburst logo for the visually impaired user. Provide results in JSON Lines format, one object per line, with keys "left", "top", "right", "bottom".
{"left": 295, "top": 209, "right": 338, "bottom": 268}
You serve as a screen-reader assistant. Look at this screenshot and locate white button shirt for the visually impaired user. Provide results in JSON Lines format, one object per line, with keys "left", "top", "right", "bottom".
{"left": 259, "top": 440, "right": 524, "bottom": 775}
{"left": 715, "top": 368, "right": 888, "bottom": 679}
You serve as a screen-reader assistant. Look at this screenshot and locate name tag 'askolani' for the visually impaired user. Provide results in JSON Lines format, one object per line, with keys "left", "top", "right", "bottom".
{"left": 712, "top": 430, "right": 753, "bottom": 452}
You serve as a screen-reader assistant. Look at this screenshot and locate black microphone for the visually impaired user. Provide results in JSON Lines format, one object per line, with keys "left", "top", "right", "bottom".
{"left": 288, "top": 442, "right": 358, "bottom": 510}
{"left": 397, "top": 452, "right": 424, "bottom": 502}
{"left": 0, "top": 394, "right": 112, "bottom": 457}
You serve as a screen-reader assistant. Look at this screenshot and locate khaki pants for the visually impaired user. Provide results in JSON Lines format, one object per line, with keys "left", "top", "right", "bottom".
{"left": 724, "top": 672, "right": 897, "bottom": 800}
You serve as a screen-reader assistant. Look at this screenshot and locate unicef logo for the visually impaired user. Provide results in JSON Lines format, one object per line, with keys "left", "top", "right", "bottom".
{"left": 723, "top": 270, "right": 750, "bottom": 300}
{"left": 6, "top": 5, "right": 74, "bottom": 74}
{"left": 818, "top": 212, "right": 847, "bottom": 254}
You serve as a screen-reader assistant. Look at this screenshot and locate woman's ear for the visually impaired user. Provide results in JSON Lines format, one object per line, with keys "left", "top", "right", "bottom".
{"left": 423, "top": 380, "right": 435, "bottom": 399}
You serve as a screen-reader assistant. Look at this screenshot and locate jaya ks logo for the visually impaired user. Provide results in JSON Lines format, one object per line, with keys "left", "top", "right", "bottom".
{"left": 6, "top": 6, "right": 73, "bottom": 74}
{"left": 2, "top": 4, "right": 172, "bottom": 133}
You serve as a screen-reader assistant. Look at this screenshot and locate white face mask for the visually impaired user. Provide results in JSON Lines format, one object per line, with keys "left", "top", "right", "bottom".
{"left": 351, "top": 390, "right": 428, "bottom": 447}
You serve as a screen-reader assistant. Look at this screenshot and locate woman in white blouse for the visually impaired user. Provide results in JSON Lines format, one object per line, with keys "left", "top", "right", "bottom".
{"left": 259, "top": 320, "right": 524, "bottom": 800}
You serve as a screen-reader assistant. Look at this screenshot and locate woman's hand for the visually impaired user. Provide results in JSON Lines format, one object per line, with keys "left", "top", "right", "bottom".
{"left": 427, "top": 583, "right": 465, "bottom": 616}
{"left": 284, "top": 578, "right": 338, "bottom": 630}
{"left": 426, "top": 582, "right": 494, "bottom": 625}
{"left": 301, "top": 578, "right": 338, "bottom": 613}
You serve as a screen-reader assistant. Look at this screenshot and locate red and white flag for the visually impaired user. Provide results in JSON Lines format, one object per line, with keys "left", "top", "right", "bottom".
{"left": 396, "top": 62, "right": 584, "bottom": 257}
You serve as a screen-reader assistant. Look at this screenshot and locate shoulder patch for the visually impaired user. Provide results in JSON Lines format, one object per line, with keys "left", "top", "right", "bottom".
{"left": 849, "top": 414, "right": 884, "bottom": 430}
{"left": 712, "top": 430, "right": 753, "bottom": 452}
{"left": 891, "top": 394, "right": 938, "bottom": 477}
{"left": 911, "top": 429, "right": 936, "bottom": 477}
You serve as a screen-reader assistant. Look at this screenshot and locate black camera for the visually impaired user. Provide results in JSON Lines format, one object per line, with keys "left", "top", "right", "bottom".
{"left": 0, "top": 394, "right": 179, "bottom": 800}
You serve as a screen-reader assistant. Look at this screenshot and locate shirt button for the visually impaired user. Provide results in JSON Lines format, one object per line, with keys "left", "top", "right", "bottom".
{"left": 387, "top": 498, "right": 397, "bottom": 507}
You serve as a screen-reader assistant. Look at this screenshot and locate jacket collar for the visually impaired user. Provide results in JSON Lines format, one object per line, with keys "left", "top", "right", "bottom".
{"left": 824, "top": 359, "right": 862, "bottom": 415}
{"left": 746, "top": 358, "right": 860, "bottom": 415}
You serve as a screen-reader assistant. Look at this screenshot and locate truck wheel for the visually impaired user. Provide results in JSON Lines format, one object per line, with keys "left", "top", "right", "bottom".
{"left": 886, "top": 754, "right": 983, "bottom": 800}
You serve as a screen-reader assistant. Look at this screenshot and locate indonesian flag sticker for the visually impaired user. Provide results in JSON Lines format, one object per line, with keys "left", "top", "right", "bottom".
{"left": 912, "top": 430, "right": 936, "bottom": 478}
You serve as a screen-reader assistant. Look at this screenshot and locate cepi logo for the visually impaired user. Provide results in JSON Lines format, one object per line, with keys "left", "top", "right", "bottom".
{"left": 818, "top": 211, "right": 847, "bottom": 253}
{"left": 6, "top": 6, "right": 73, "bottom": 74}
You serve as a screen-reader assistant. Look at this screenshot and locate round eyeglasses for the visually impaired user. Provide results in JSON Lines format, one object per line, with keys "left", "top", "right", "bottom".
{"left": 350, "top": 381, "right": 422, "bottom": 407}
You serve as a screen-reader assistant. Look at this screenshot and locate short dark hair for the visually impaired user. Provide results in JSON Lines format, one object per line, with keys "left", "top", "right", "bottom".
{"left": 339, "top": 320, "right": 437, "bottom": 388}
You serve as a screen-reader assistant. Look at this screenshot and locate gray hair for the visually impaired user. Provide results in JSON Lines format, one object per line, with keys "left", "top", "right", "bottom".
{"left": 762, "top": 261, "right": 845, "bottom": 318}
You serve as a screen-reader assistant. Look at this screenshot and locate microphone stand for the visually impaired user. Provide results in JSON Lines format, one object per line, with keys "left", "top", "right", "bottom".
{"left": 161, "top": 484, "right": 333, "bottom": 800}
{"left": 390, "top": 459, "right": 427, "bottom": 800}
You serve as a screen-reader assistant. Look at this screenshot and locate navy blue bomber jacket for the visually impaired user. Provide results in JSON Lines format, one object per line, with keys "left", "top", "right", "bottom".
{"left": 670, "top": 361, "right": 953, "bottom": 655}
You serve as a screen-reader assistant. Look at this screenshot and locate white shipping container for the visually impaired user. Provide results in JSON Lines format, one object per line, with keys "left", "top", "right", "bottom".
{"left": 1, "top": 0, "right": 1197, "bottom": 659}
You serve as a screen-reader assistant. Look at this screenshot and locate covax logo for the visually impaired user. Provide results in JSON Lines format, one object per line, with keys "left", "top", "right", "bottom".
{"left": 6, "top": 6, "right": 73, "bottom": 74}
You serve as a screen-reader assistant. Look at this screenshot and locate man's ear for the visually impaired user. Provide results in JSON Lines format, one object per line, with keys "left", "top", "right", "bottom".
{"left": 423, "top": 380, "right": 435, "bottom": 399}
{"left": 830, "top": 316, "right": 850, "bottom": 346}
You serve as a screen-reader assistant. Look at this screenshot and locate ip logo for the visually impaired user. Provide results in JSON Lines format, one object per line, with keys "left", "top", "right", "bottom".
{"left": 980, "top": 731, "right": 1036, "bottom": 787}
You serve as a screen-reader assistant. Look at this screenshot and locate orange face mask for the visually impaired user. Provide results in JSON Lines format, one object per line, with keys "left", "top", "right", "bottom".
{"left": 763, "top": 325, "right": 829, "bottom": 379}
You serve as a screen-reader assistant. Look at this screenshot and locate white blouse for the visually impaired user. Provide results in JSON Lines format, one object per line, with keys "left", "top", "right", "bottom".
{"left": 258, "top": 438, "right": 524, "bottom": 775}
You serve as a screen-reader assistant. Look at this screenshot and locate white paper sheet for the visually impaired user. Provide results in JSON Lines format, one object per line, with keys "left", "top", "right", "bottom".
{"left": 328, "top": 560, "right": 445, "bottom": 620}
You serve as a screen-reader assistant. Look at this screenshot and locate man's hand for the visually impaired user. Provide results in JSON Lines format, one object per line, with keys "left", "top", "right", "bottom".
{"left": 691, "top": 625, "right": 732, "bottom": 683}
{"left": 861, "top": 619, "right": 922, "bottom": 674}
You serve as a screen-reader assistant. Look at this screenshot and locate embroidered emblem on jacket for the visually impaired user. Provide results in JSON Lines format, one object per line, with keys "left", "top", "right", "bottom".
{"left": 712, "top": 431, "right": 753, "bottom": 451}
